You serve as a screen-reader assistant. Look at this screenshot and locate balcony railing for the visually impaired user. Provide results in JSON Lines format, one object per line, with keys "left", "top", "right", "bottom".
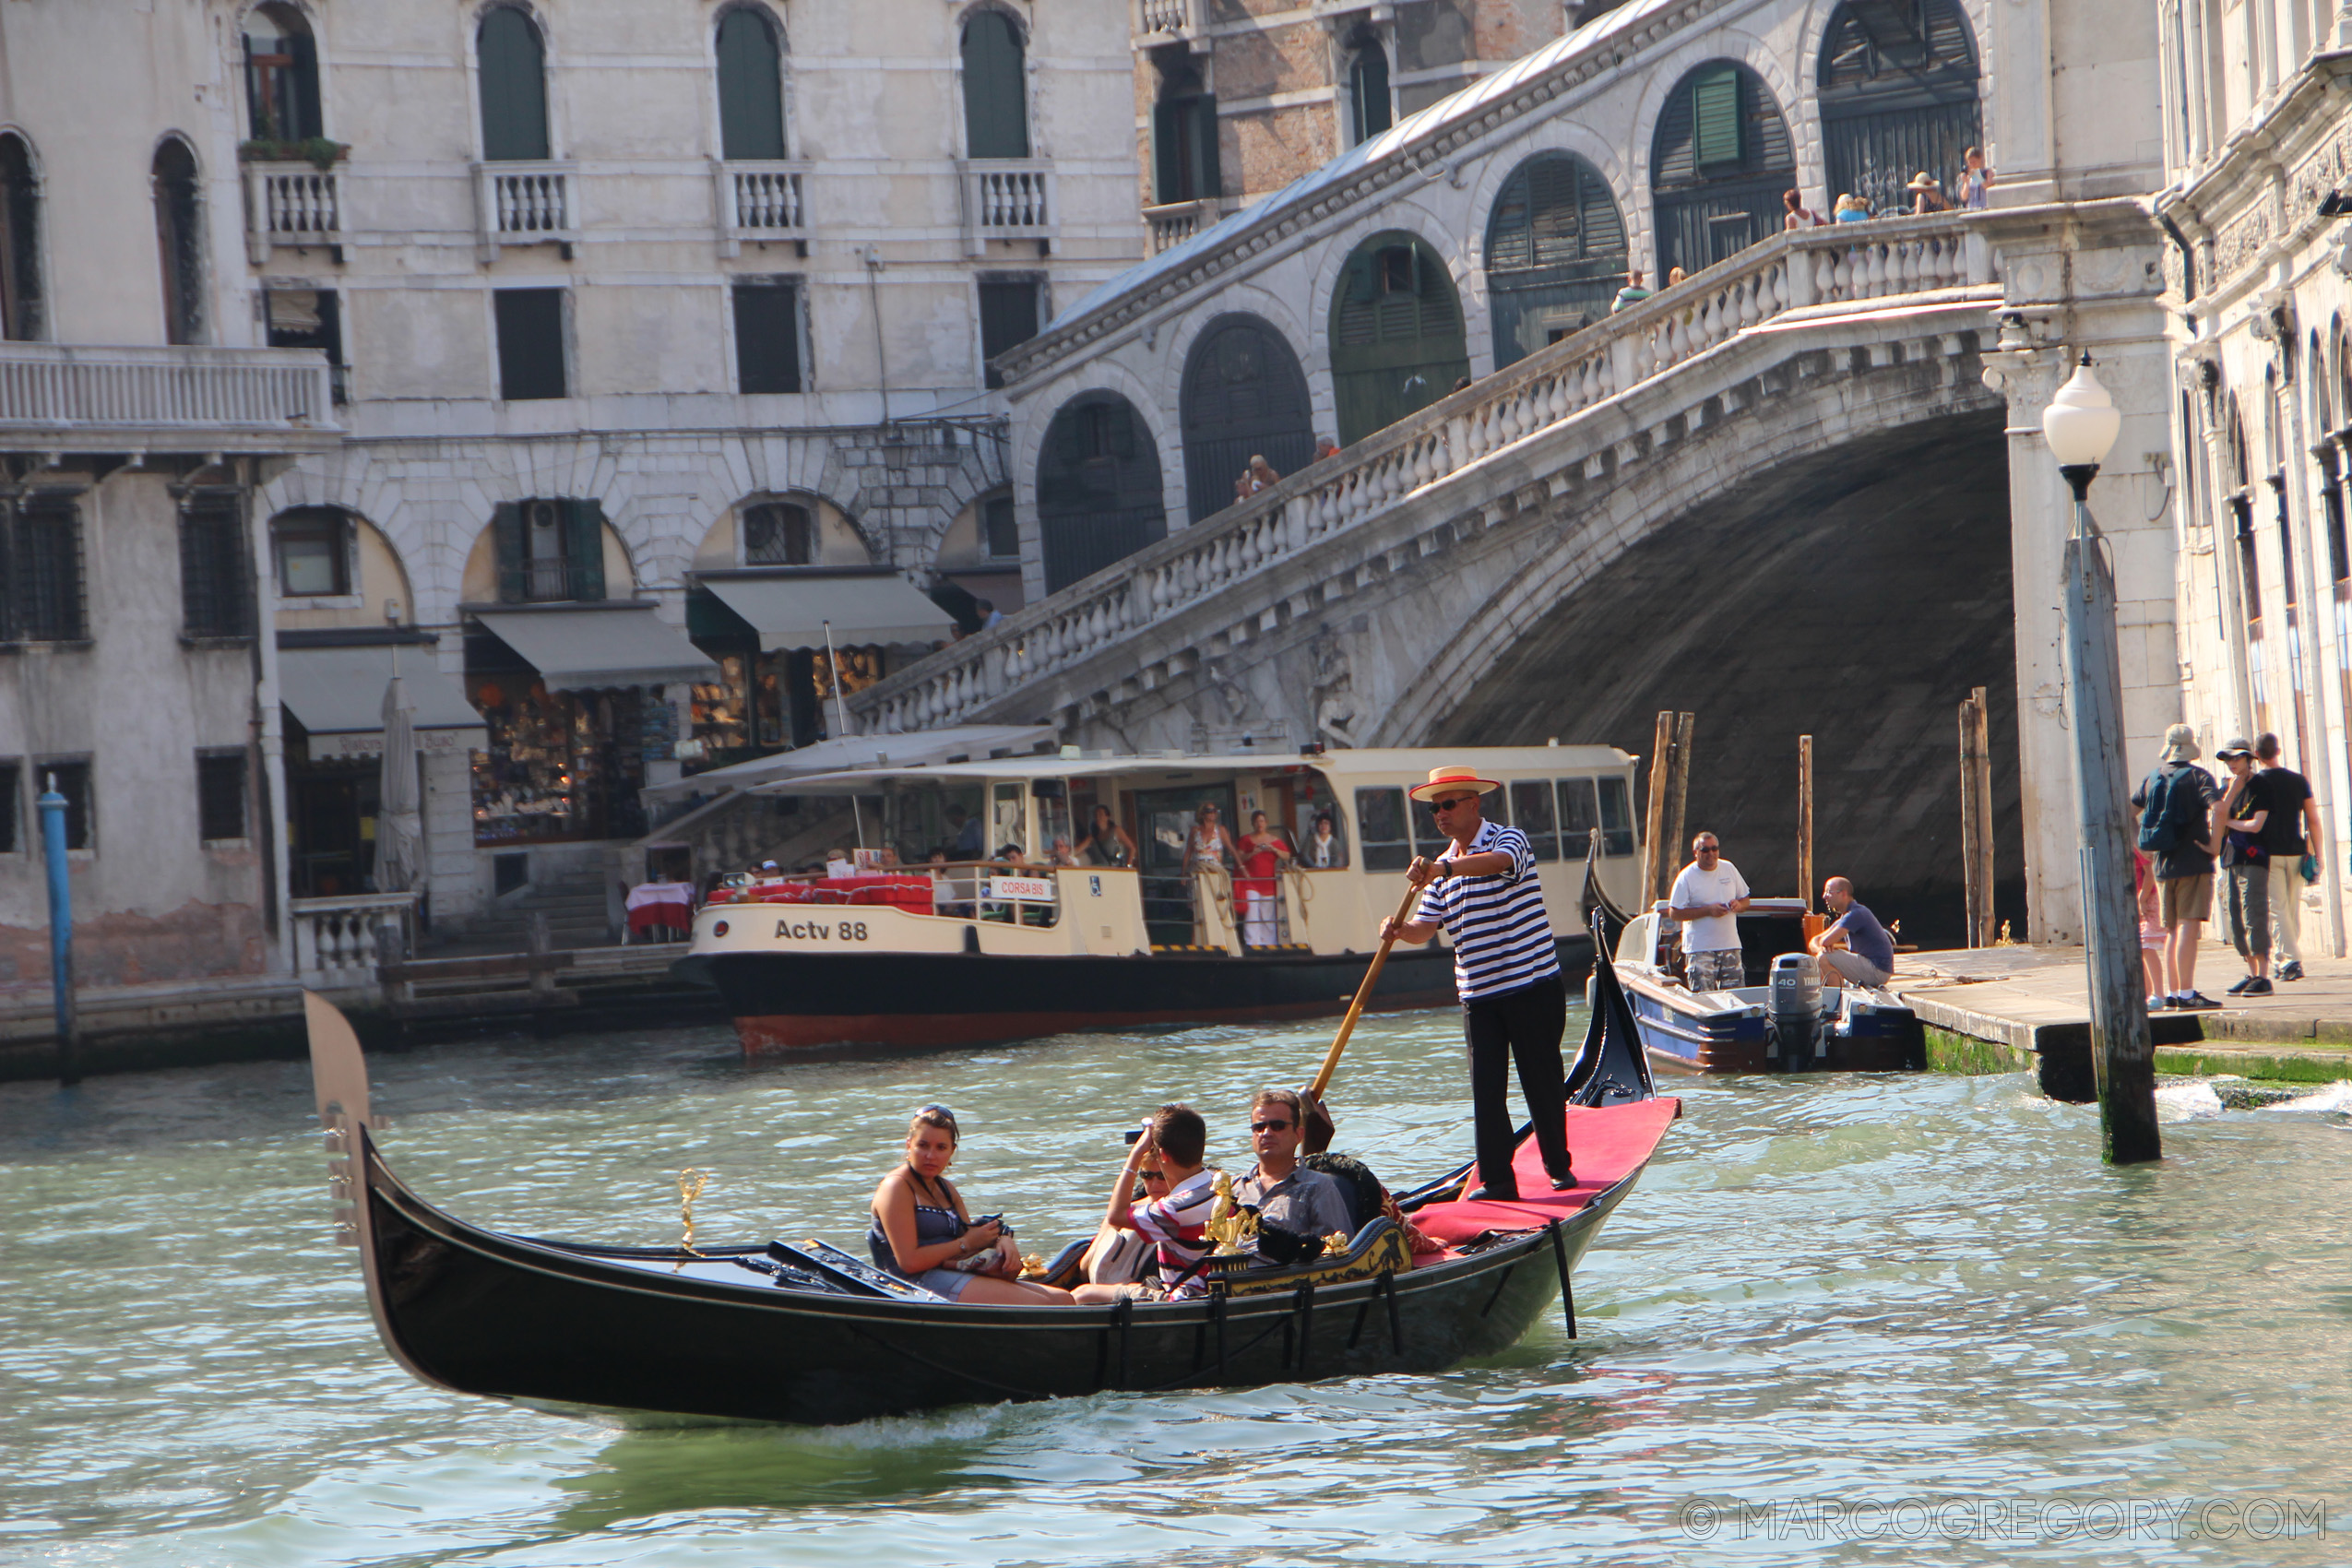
{"left": 243, "top": 162, "right": 342, "bottom": 264}
{"left": 960, "top": 160, "right": 1055, "bottom": 255}
{"left": 291, "top": 892, "right": 418, "bottom": 992}
{"left": 473, "top": 161, "right": 576, "bottom": 262}
{"left": 1145, "top": 196, "right": 1221, "bottom": 255}
{"left": 0, "top": 343, "right": 342, "bottom": 449}
{"left": 716, "top": 160, "right": 810, "bottom": 257}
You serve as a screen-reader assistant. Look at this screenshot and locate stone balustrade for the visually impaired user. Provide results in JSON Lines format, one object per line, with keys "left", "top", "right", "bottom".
{"left": 1145, "top": 197, "right": 1221, "bottom": 255}
{"left": 243, "top": 162, "right": 342, "bottom": 263}
{"left": 0, "top": 342, "right": 343, "bottom": 448}
{"left": 1133, "top": 0, "right": 1207, "bottom": 42}
{"left": 962, "top": 161, "right": 1054, "bottom": 254}
{"left": 851, "top": 213, "right": 1995, "bottom": 737}
{"left": 725, "top": 161, "right": 807, "bottom": 234}
{"left": 474, "top": 161, "right": 576, "bottom": 260}
{"left": 291, "top": 893, "right": 419, "bottom": 992}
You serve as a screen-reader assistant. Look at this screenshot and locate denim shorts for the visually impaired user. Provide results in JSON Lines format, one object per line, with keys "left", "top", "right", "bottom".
{"left": 909, "top": 1266, "right": 976, "bottom": 1301}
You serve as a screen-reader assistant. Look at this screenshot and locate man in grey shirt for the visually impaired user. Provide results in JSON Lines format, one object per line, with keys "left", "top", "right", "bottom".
{"left": 1233, "top": 1088, "right": 1354, "bottom": 1255}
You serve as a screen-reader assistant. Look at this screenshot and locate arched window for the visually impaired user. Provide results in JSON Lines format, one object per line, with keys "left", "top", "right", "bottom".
{"left": 1348, "top": 42, "right": 1392, "bottom": 146}
{"left": 961, "top": 8, "right": 1029, "bottom": 160}
{"left": 1152, "top": 57, "right": 1218, "bottom": 205}
{"left": 1180, "top": 315, "right": 1315, "bottom": 522}
{"left": 1328, "top": 232, "right": 1467, "bottom": 445}
{"left": 1649, "top": 61, "right": 1793, "bottom": 277}
{"left": 1484, "top": 151, "right": 1626, "bottom": 369}
{"left": 716, "top": 6, "right": 786, "bottom": 161}
{"left": 742, "top": 499, "right": 813, "bottom": 564}
{"left": 1817, "top": 0, "right": 1980, "bottom": 220}
{"left": 0, "top": 133, "right": 43, "bottom": 341}
{"left": 243, "top": 4, "right": 322, "bottom": 144}
{"left": 1035, "top": 393, "right": 1165, "bottom": 592}
{"left": 151, "top": 138, "right": 206, "bottom": 345}
{"left": 478, "top": 6, "right": 550, "bottom": 161}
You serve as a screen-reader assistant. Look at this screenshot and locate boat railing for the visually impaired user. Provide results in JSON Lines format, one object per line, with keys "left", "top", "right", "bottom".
{"left": 707, "top": 861, "right": 1068, "bottom": 927}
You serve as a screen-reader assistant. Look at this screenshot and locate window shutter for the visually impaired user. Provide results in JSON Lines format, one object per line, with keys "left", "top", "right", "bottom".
{"left": 1191, "top": 97, "right": 1221, "bottom": 200}
{"left": 961, "top": 11, "right": 1028, "bottom": 160}
{"left": 493, "top": 502, "right": 525, "bottom": 602}
{"left": 289, "top": 30, "right": 322, "bottom": 141}
{"left": 717, "top": 9, "right": 786, "bottom": 160}
{"left": 493, "top": 289, "right": 566, "bottom": 401}
{"left": 1350, "top": 49, "right": 1390, "bottom": 144}
{"left": 732, "top": 280, "right": 802, "bottom": 394}
{"left": 478, "top": 7, "right": 549, "bottom": 161}
{"left": 978, "top": 279, "right": 1039, "bottom": 389}
{"left": 1693, "top": 67, "right": 1742, "bottom": 167}
{"left": 564, "top": 500, "right": 606, "bottom": 601}
{"left": 1153, "top": 101, "right": 1182, "bottom": 203}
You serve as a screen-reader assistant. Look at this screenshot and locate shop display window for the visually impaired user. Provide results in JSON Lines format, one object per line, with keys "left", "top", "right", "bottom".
{"left": 469, "top": 674, "right": 648, "bottom": 844}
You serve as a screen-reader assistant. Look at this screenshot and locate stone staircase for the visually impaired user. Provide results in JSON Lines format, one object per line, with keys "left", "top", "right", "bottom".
{"left": 464, "top": 864, "right": 615, "bottom": 953}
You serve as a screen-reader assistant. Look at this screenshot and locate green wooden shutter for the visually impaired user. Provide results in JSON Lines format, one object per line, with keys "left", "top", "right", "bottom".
{"left": 979, "top": 279, "right": 1039, "bottom": 388}
{"left": 1190, "top": 96, "right": 1221, "bottom": 198}
{"left": 1692, "top": 67, "right": 1741, "bottom": 167}
{"left": 717, "top": 8, "right": 785, "bottom": 160}
{"left": 732, "top": 280, "right": 802, "bottom": 394}
{"left": 289, "top": 30, "right": 322, "bottom": 141}
{"left": 478, "top": 7, "right": 549, "bottom": 161}
{"left": 493, "top": 502, "right": 525, "bottom": 602}
{"left": 1153, "top": 101, "right": 1181, "bottom": 203}
{"left": 564, "top": 500, "right": 606, "bottom": 601}
{"left": 1350, "top": 50, "right": 1390, "bottom": 144}
{"left": 961, "top": 11, "right": 1028, "bottom": 160}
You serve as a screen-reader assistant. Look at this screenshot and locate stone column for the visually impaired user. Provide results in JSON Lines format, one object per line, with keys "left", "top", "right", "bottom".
{"left": 1979, "top": 201, "right": 2181, "bottom": 944}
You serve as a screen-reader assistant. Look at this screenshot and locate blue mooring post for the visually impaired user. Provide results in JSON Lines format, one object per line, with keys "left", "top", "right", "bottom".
{"left": 39, "top": 776, "right": 77, "bottom": 1086}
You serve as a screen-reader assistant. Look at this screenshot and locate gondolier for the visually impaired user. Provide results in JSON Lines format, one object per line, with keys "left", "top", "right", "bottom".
{"left": 1381, "top": 765, "right": 1575, "bottom": 1200}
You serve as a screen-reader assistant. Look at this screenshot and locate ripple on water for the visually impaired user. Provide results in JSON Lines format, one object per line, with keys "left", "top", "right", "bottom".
{"left": 3, "top": 1016, "right": 2351, "bottom": 1566}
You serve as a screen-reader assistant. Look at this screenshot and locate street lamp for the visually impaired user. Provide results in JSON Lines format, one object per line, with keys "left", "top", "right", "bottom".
{"left": 2041, "top": 354, "right": 2160, "bottom": 1164}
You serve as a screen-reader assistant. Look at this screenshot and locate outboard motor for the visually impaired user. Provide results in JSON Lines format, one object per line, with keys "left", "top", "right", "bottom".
{"left": 1767, "top": 952, "right": 1823, "bottom": 1068}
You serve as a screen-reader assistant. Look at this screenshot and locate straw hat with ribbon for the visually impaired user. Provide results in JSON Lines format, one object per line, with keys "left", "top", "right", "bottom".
{"left": 1408, "top": 765, "right": 1503, "bottom": 802}
{"left": 1906, "top": 172, "right": 1941, "bottom": 192}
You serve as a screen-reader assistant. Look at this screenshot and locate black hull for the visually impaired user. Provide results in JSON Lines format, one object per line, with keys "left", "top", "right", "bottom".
{"left": 679, "top": 936, "right": 1595, "bottom": 1051}
{"left": 356, "top": 1146, "right": 1637, "bottom": 1426}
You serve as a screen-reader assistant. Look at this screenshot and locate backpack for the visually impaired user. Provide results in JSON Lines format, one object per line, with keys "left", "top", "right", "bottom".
{"left": 2137, "top": 767, "right": 2187, "bottom": 856}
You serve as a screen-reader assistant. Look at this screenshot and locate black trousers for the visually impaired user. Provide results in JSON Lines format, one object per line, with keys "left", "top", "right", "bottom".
{"left": 1463, "top": 974, "right": 1571, "bottom": 1193}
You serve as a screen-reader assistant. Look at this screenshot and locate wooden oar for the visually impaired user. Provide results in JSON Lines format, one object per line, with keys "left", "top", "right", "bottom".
{"left": 1301, "top": 875, "right": 1427, "bottom": 1151}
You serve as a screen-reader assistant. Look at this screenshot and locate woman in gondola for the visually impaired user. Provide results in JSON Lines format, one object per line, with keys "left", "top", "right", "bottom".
{"left": 869, "top": 1106, "right": 1075, "bottom": 1305}
{"left": 1073, "top": 802, "right": 1138, "bottom": 868}
{"left": 1236, "top": 809, "right": 1291, "bottom": 945}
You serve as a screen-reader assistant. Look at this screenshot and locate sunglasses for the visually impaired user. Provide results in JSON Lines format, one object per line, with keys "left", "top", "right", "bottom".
{"left": 1695, "top": 844, "right": 1719, "bottom": 853}
{"left": 1250, "top": 1119, "right": 1294, "bottom": 1134}
{"left": 1430, "top": 796, "right": 1474, "bottom": 812}
{"left": 1140, "top": 1169, "right": 1168, "bottom": 1182}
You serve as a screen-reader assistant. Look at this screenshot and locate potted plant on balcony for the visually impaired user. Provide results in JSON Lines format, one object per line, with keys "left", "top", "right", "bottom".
{"left": 238, "top": 136, "right": 349, "bottom": 171}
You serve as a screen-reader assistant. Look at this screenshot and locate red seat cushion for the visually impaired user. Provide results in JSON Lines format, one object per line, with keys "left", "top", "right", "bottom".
{"left": 1410, "top": 1098, "right": 1682, "bottom": 1246}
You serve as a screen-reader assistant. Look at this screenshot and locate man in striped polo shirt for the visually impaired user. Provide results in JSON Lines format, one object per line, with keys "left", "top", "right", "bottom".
{"left": 1380, "top": 765, "right": 1574, "bottom": 1201}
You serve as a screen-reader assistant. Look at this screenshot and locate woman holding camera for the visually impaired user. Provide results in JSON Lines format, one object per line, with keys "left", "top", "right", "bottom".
{"left": 867, "top": 1105, "right": 1075, "bottom": 1305}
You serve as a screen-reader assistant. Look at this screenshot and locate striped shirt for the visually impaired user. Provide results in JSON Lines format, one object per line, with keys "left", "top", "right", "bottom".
{"left": 1123, "top": 1167, "right": 1220, "bottom": 1299}
{"left": 1414, "top": 820, "right": 1561, "bottom": 1001}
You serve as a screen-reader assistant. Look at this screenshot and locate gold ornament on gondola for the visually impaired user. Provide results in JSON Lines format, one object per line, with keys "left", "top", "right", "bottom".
{"left": 1204, "top": 1170, "right": 1258, "bottom": 1256}
{"left": 674, "top": 1168, "right": 712, "bottom": 1260}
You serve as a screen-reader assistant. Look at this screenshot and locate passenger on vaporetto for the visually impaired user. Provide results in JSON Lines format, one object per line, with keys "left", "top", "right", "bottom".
{"left": 1379, "top": 765, "right": 1574, "bottom": 1201}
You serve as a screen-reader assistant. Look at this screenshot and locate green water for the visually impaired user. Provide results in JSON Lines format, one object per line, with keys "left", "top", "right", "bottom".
{"left": 4, "top": 1011, "right": 2349, "bottom": 1565}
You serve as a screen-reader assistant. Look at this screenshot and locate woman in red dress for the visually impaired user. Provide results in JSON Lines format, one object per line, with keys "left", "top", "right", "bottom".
{"left": 1237, "top": 810, "right": 1291, "bottom": 945}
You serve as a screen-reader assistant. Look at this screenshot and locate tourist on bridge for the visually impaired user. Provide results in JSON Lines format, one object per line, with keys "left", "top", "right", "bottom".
{"left": 1668, "top": 832, "right": 1751, "bottom": 993}
{"left": 1783, "top": 188, "right": 1827, "bottom": 229}
{"left": 1611, "top": 269, "right": 1652, "bottom": 312}
{"left": 2132, "top": 723, "right": 2223, "bottom": 1009}
{"left": 1808, "top": 876, "right": 1896, "bottom": 989}
{"left": 1954, "top": 148, "right": 1995, "bottom": 211}
{"left": 1379, "top": 765, "right": 1574, "bottom": 1200}
{"left": 2255, "top": 732, "right": 2321, "bottom": 980}
{"left": 1906, "top": 172, "right": 1946, "bottom": 215}
{"left": 2215, "top": 739, "right": 2275, "bottom": 997}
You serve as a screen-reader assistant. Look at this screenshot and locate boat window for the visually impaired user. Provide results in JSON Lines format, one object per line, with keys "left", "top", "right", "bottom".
{"left": 990, "top": 781, "right": 1027, "bottom": 860}
{"left": 1556, "top": 776, "right": 1598, "bottom": 857}
{"left": 885, "top": 781, "right": 984, "bottom": 862}
{"left": 1033, "top": 778, "right": 1075, "bottom": 862}
{"left": 1354, "top": 787, "right": 1410, "bottom": 871}
{"left": 1596, "top": 775, "right": 1636, "bottom": 857}
{"left": 1511, "top": 779, "right": 1559, "bottom": 861}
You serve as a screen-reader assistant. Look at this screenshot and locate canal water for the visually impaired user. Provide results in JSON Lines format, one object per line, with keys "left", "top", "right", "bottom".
{"left": 5, "top": 1010, "right": 2350, "bottom": 1566}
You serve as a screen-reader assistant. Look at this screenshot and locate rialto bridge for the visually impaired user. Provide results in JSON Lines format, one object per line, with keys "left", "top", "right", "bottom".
{"left": 851, "top": 0, "right": 2180, "bottom": 947}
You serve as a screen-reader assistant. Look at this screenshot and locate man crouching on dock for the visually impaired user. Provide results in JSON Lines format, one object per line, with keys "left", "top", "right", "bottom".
{"left": 1380, "top": 765, "right": 1574, "bottom": 1201}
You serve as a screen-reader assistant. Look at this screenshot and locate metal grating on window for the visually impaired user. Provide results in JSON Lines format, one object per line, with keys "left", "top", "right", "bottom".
{"left": 197, "top": 751, "right": 250, "bottom": 842}
{"left": 6, "top": 496, "right": 86, "bottom": 643}
{"left": 40, "top": 758, "right": 92, "bottom": 850}
{"left": 181, "top": 491, "right": 255, "bottom": 639}
{"left": 0, "top": 760, "right": 18, "bottom": 853}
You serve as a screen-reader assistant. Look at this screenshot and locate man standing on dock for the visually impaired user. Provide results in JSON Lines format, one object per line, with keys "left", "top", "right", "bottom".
{"left": 2255, "top": 732, "right": 2321, "bottom": 981}
{"left": 1380, "top": 765, "right": 1574, "bottom": 1200}
{"left": 1668, "top": 834, "right": 1751, "bottom": 992}
{"left": 2132, "top": 723, "right": 2223, "bottom": 1010}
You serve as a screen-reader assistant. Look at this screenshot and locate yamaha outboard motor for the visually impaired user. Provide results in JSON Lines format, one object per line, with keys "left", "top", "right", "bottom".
{"left": 1767, "top": 952, "right": 1823, "bottom": 1069}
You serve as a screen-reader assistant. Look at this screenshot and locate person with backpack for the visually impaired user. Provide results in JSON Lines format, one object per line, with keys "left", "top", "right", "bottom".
{"left": 2132, "top": 723, "right": 2224, "bottom": 1009}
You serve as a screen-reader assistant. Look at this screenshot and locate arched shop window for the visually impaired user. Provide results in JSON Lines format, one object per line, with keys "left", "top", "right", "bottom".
{"left": 1485, "top": 150, "right": 1626, "bottom": 370}
{"left": 1649, "top": 61, "right": 1793, "bottom": 277}
{"left": 1327, "top": 231, "right": 1467, "bottom": 445}
{"left": 1179, "top": 315, "right": 1314, "bottom": 522}
{"left": 1035, "top": 392, "right": 1166, "bottom": 592}
{"left": 1817, "top": 0, "right": 1980, "bottom": 220}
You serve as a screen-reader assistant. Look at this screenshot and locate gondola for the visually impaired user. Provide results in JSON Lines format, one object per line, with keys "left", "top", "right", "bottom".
{"left": 303, "top": 920, "right": 1676, "bottom": 1427}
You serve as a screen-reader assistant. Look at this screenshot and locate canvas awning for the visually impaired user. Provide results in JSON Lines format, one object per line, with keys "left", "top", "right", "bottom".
{"left": 700, "top": 571, "right": 954, "bottom": 651}
{"left": 472, "top": 604, "right": 719, "bottom": 692}
{"left": 279, "top": 645, "right": 487, "bottom": 736}
{"left": 642, "top": 723, "right": 1056, "bottom": 802}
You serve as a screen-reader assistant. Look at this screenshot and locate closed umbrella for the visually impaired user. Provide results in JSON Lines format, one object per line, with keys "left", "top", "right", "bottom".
{"left": 376, "top": 671, "right": 423, "bottom": 897}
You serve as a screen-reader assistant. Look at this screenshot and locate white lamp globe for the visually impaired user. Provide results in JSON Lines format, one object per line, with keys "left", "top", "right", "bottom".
{"left": 2042, "top": 353, "right": 2122, "bottom": 469}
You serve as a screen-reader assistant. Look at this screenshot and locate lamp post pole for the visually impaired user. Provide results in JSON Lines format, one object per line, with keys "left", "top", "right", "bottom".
{"left": 39, "top": 776, "right": 77, "bottom": 1087}
{"left": 2047, "top": 357, "right": 2161, "bottom": 1164}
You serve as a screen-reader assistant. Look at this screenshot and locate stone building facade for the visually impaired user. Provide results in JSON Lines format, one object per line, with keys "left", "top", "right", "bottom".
{"left": 0, "top": 0, "right": 1145, "bottom": 992}
{"left": 2154, "top": 2, "right": 2352, "bottom": 958}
